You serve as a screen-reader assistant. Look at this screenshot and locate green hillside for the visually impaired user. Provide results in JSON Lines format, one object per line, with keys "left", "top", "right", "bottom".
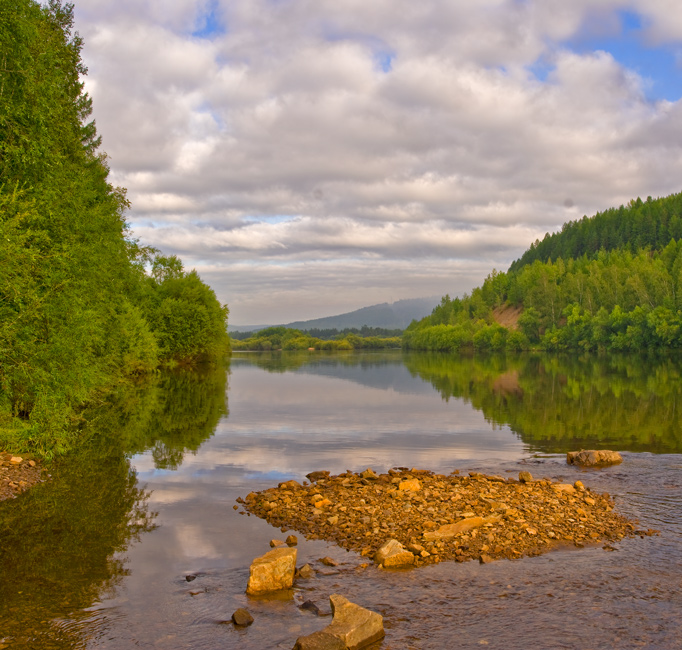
{"left": 405, "top": 191, "right": 682, "bottom": 352}
{"left": 0, "top": 1, "right": 229, "bottom": 457}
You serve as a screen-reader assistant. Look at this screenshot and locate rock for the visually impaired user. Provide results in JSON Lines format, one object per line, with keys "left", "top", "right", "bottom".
{"left": 360, "top": 468, "right": 378, "bottom": 480}
{"left": 270, "top": 539, "right": 286, "bottom": 547}
{"left": 300, "top": 600, "right": 322, "bottom": 615}
{"left": 398, "top": 478, "right": 421, "bottom": 492}
{"left": 232, "top": 608, "right": 254, "bottom": 626}
{"left": 279, "top": 480, "right": 301, "bottom": 490}
{"left": 553, "top": 484, "right": 576, "bottom": 494}
{"left": 185, "top": 574, "right": 197, "bottom": 582}
{"left": 479, "top": 554, "right": 494, "bottom": 564}
{"left": 306, "top": 471, "right": 330, "bottom": 483}
{"left": 423, "top": 515, "right": 500, "bottom": 541}
{"left": 518, "top": 471, "right": 533, "bottom": 483}
{"left": 9, "top": 457, "right": 22, "bottom": 465}
{"left": 574, "top": 480, "right": 585, "bottom": 491}
{"left": 325, "top": 594, "right": 385, "bottom": 650}
{"left": 567, "top": 450, "right": 622, "bottom": 467}
{"left": 286, "top": 534, "right": 298, "bottom": 546}
{"left": 296, "top": 563, "right": 315, "bottom": 579}
{"left": 293, "top": 631, "right": 346, "bottom": 650}
{"left": 374, "top": 539, "right": 415, "bottom": 567}
{"left": 319, "top": 556, "right": 338, "bottom": 567}
{"left": 246, "top": 547, "right": 297, "bottom": 595}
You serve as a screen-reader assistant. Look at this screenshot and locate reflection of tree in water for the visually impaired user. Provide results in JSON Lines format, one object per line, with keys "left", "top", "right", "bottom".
{"left": 0, "top": 362, "right": 230, "bottom": 647}
{"left": 405, "top": 352, "right": 682, "bottom": 453}
{"left": 234, "top": 350, "right": 404, "bottom": 373}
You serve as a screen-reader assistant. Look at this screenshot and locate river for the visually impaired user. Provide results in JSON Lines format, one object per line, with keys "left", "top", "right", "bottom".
{"left": 1, "top": 351, "right": 681, "bottom": 649}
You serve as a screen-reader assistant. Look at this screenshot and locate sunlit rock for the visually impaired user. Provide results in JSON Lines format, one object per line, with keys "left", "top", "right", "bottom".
{"left": 246, "top": 547, "right": 297, "bottom": 595}
{"left": 423, "top": 515, "right": 501, "bottom": 541}
{"left": 374, "top": 539, "right": 415, "bottom": 567}
{"left": 398, "top": 478, "right": 421, "bottom": 492}
{"left": 567, "top": 450, "right": 623, "bottom": 467}
{"left": 324, "top": 595, "right": 385, "bottom": 650}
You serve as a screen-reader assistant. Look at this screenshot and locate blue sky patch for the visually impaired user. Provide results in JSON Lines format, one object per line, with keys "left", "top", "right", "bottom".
{"left": 192, "top": 1, "right": 225, "bottom": 39}
{"left": 563, "top": 9, "right": 682, "bottom": 102}
{"left": 374, "top": 50, "right": 395, "bottom": 73}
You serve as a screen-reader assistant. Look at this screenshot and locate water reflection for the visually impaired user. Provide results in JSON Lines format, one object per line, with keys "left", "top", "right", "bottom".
{"left": 0, "top": 363, "right": 229, "bottom": 649}
{"left": 2, "top": 352, "right": 682, "bottom": 649}
{"left": 404, "top": 352, "right": 682, "bottom": 453}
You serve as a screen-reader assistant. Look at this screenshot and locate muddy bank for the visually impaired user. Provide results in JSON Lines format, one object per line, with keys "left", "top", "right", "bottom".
{"left": 238, "top": 468, "right": 647, "bottom": 566}
{"left": 0, "top": 453, "right": 47, "bottom": 501}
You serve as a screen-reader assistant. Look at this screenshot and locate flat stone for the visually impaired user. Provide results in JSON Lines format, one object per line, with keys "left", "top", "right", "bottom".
{"left": 293, "top": 630, "right": 345, "bottom": 650}
{"left": 231, "top": 608, "right": 254, "bottom": 626}
{"left": 553, "top": 484, "right": 576, "bottom": 494}
{"left": 423, "top": 515, "right": 500, "bottom": 541}
{"left": 9, "top": 457, "right": 22, "bottom": 465}
{"left": 398, "top": 478, "right": 421, "bottom": 492}
{"left": 567, "top": 450, "right": 623, "bottom": 467}
{"left": 306, "top": 471, "right": 330, "bottom": 483}
{"left": 270, "top": 539, "right": 286, "bottom": 547}
{"left": 319, "top": 556, "right": 338, "bottom": 567}
{"left": 374, "top": 539, "right": 415, "bottom": 567}
{"left": 246, "top": 547, "right": 297, "bottom": 595}
{"left": 324, "top": 594, "right": 385, "bottom": 650}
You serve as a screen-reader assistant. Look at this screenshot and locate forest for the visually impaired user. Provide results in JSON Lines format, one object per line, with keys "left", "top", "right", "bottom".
{"left": 404, "top": 191, "right": 682, "bottom": 353}
{"left": 0, "top": 1, "right": 229, "bottom": 457}
{"left": 231, "top": 326, "right": 401, "bottom": 351}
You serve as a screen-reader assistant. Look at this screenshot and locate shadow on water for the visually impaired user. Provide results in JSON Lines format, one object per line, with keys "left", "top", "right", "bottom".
{"left": 403, "top": 351, "right": 682, "bottom": 454}
{"left": 0, "top": 362, "right": 229, "bottom": 649}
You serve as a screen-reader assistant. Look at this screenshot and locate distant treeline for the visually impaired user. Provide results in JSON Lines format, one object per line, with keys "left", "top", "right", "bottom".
{"left": 1, "top": 2, "right": 229, "bottom": 457}
{"left": 405, "top": 191, "right": 682, "bottom": 352}
{"left": 232, "top": 327, "right": 401, "bottom": 351}
{"left": 231, "top": 325, "right": 403, "bottom": 341}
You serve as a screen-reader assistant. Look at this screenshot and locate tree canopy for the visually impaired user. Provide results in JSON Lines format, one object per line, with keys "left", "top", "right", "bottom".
{"left": 0, "top": 1, "right": 229, "bottom": 457}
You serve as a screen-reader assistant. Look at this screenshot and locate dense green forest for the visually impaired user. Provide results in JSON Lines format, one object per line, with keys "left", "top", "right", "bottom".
{"left": 0, "top": 1, "right": 229, "bottom": 456}
{"left": 231, "top": 326, "right": 401, "bottom": 351}
{"left": 230, "top": 325, "right": 402, "bottom": 341}
{"left": 405, "top": 191, "right": 682, "bottom": 352}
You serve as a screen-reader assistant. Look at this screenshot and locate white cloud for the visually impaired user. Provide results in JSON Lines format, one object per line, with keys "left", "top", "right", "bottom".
{"left": 73, "top": 0, "right": 682, "bottom": 323}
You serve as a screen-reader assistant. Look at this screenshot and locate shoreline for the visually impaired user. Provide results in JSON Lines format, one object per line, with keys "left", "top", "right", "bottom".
{"left": 0, "top": 453, "right": 47, "bottom": 502}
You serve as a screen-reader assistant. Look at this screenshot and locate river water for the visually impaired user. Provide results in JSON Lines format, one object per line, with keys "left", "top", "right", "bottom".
{"left": 1, "top": 351, "right": 681, "bottom": 649}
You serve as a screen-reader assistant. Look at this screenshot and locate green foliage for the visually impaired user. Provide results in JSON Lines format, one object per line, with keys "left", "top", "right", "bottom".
{"left": 509, "top": 192, "right": 682, "bottom": 271}
{"left": 231, "top": 327, "right": 401, "bottom": 351}
{"left": 406, "top": 193, "right": 682, "bottom": 353}
{"left": 0, "top": 2, "right": 229, "bottom": 457}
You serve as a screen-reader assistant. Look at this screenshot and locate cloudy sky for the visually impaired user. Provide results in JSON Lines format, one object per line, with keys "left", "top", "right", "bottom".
{"left": 72, "top": 0, "right": 682, "bottom": 325}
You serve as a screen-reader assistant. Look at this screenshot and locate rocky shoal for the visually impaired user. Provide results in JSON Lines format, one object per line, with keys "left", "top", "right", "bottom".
{"left": 0, "top": 453, "right": 46, "bottom": 502}
{"left": 237, "top": 468, "right": 646, "bottom": 566}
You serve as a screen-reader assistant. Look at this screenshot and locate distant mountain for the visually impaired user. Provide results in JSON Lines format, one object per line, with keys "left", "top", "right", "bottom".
{"left": 229, "top": 297, "right": 441, "bottom": 333}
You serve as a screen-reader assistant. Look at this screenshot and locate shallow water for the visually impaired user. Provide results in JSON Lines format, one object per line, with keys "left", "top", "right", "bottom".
{"left": 1, "top": 351, "right": 681, "bottom": 649}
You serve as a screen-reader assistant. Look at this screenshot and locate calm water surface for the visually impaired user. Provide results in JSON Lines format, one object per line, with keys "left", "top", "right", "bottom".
{"left": 1, "top": 351, "right": 681, "bottom": 649}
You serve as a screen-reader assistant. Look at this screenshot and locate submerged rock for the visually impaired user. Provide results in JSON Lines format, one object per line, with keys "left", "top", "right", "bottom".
{"left": 567, "top": 450, "right": 623, "bottom": 467}
{"left": 231, "top": 608, "right": 254, "bottom": 626}
{"left": 246, "top": 547, "right": 297, "bottom": 595}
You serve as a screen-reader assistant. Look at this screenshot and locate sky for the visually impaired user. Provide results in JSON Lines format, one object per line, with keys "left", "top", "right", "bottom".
{"left": 72, "top": 0, "right": 682, "bottom": 325}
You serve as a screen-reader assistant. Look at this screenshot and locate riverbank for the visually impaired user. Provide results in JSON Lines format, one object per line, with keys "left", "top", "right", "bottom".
{"left": 0, "top": 453, "right": 47, "bottom": 501}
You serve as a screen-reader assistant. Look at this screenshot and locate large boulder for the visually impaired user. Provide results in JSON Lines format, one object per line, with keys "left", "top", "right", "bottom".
{"left": 246, "top": 547, "right": 297, "bottom": 595}
{"left": 374, "top": 539, "right": 415, "bottom": 567}
{"left": 567, "top": 450, "right": 622, "bottom": 467}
